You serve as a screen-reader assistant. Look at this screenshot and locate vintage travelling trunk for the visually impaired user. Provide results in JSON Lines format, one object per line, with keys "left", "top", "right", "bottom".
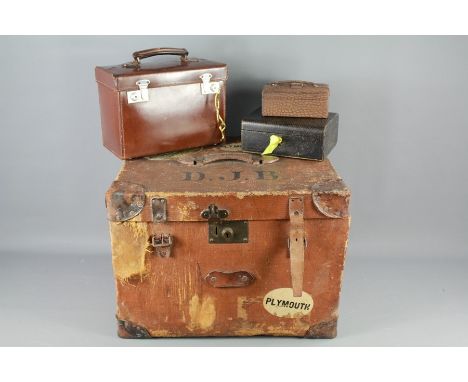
{"left": 95, "top": 47, "right": 227, "bottom": 159}
{"left": 262, "top": 81, "right": 329, "bottom": 118}
{"left": 105, "top": 144, "right": 350, "bottom": 338}
{"left": 241, "top": 108, "right": 338, "bottom": 160}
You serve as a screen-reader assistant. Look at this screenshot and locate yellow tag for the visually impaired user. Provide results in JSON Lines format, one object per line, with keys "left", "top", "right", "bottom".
{"left": 261, "top": 135, "right": 282, "bottom": 155}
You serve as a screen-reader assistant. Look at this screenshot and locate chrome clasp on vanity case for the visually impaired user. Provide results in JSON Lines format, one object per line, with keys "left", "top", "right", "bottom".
{"left": 127, "top": 79, "right": 150, "bottom": 104}
{"left": 200, "top": 73, "right": 221, "bottom": 95}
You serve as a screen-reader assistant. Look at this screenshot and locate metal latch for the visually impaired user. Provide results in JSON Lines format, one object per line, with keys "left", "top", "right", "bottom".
{"left": 127, "top": 79, "right": 150, "bottom": 104}
{"left": 152, "top": 197, "right": 167, "bottom": 222}
{"left": 200, "top": 73, "right": 221, "bottom": 95}
{"left": 151, "top": 234, "right": 173, "bottom": 258}
{"left": 201, "top": 204, "right": 229, "bottom": 221}
{"left": 201, "top": 204, "right": 248, "bottom": 244}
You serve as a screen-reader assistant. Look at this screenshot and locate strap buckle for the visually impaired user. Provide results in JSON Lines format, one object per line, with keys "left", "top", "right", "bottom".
{"left": 151, "top": 234, "right": 173, "bottom": 258}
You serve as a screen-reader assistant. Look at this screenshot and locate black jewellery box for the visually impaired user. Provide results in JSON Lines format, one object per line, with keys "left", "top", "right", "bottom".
{"left": 241, "top": 108, "right": 339, "bottom": 160}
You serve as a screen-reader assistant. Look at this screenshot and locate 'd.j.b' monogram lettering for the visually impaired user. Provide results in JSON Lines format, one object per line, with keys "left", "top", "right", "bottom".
{"left": 183, "top": 170, "right": 279, "bottom": 182}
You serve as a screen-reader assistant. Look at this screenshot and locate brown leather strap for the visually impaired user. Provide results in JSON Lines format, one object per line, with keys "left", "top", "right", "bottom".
{"left": 132, "top": 47, "right": 188, "bottom": 62}
{"left": 289, "top": 196, "right": 305, "bottom": 297}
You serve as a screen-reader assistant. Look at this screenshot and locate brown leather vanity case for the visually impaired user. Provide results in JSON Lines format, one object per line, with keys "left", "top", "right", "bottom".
{"left": 95, "top": 48, "right": 227, "bottom": 159}
{"left": 262, "top": 81, "right": 329, "bottom": 118}
{"left": 105, "top": 144, "right": 350, "bottom": 338}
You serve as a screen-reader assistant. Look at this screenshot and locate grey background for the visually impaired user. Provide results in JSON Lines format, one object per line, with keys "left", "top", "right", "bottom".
{"left": 0, "top": 36, "right": 466, "bottom": 346}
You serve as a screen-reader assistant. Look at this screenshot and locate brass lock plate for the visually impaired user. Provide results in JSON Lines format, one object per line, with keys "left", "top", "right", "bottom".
{"left": 208, "top": 221, "right": 248, "bottom": 244}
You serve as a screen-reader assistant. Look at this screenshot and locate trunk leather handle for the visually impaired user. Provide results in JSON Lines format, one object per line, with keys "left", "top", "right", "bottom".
{"left": 205, "top": 270, "right": 255, "bottom": 288}
{"left": 289, "top": 196, "right": 306, "bottom": 297}
{"left": 201, "top": 152, "right": 259, "bottom": 165}
{"left": 177, "top": 152, "right": 279, "bottom": 166}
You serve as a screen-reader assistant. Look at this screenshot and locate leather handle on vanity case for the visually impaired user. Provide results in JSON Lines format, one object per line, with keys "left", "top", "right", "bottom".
{"left": 123, "top": 47, "right": 189, "bottom": 67}
{"left": 133, "top": 47, "right": 189, "bottom": 61}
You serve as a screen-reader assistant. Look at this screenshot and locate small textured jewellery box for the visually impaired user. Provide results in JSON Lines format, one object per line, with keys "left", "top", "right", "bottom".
{"left": 262, "top": 81, "right": 329, "bottom": 118}
{"left": 241, "top": 108, "right": 338, "bottom": 160}
{"left": 95, "top": 47, "right": 227, "bottom": 159}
